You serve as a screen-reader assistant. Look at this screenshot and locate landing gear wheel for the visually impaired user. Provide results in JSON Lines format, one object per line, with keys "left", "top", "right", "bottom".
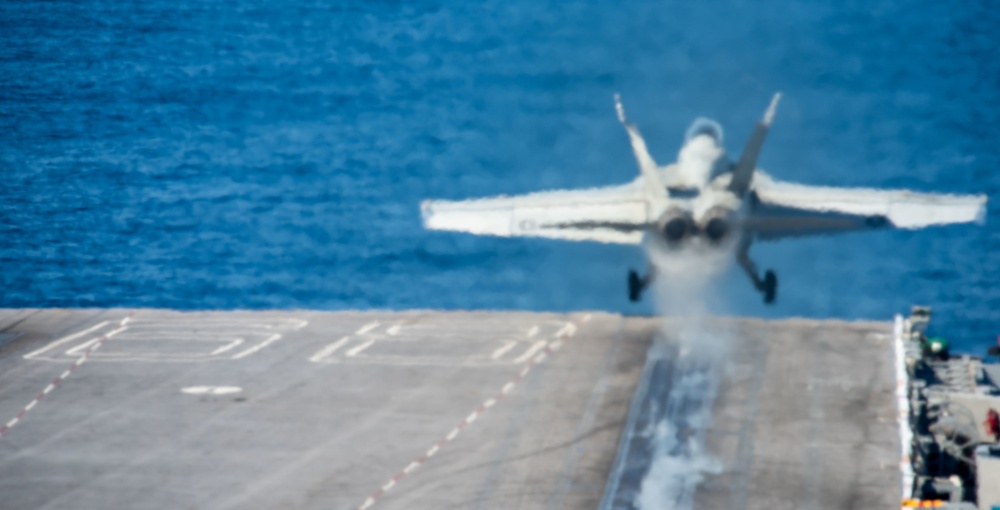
{"left": 628, "top": 270, "right": 643, "bottom": 302}
{"left": 762, "top": 270, "right": 777, "bottom": 304}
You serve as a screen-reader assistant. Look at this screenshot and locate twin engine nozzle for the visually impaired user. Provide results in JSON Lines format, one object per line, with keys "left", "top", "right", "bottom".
{"left": 657, "top": 207, "right": 735, "bottom": 246}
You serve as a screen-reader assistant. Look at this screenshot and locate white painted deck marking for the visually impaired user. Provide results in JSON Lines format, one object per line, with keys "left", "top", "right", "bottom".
{"left": 514, "top": 340, "right": 548, "bottom": 364}
{"left": 23, "top": 321, "right": 109, "bottom": 359}
{"left": 182, "top": 386, "right": 242, "bottom": 396}
{"left": 232, "top": 334, "right": 282, "bottom": 360}
{"left": 309, "top": 336, "right": 352, "bottom": 363}
{"left": 63, "top": 327, "right": 126, "bottom": 359}
{"left": 0, "top": 313, "right": 133, "bottom": 441}
{"left": 555, "top": 323, "right": 577, "bottom": 338}
{"left": 356, "top": 322, "right": 380, "bottom": 335}
{"left": 490, "top": 340, "right": 517, "bottom": 360}
{"left": 893, "top": 314, "right": 915, "bottom": 499}
{"left": 311, "top": 322, "right": 382, "bottom": 361}
{"left": 210, "top": 339, "right": 245, "bottom": 356}
{"left": 311, "top": 319, "right": 573, "bottom": 367}
{"left": 65, "top": 337, "right": 101, "bottom": 357}
{"left": 354, "top": 320, "right": 581, "bottom": 510}
{"left": 26, "top": 317, "right": 307, "bottom": 363}
{"left": 346, "top": 339, "right": 376, "bottom": 357}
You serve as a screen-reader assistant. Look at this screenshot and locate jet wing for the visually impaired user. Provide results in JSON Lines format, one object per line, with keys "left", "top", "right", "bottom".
{"left": 747, "top": 174, "right": 987, "bottom": 241}
{"left": 421, "top": 181, "right": 653, "bottom": 244}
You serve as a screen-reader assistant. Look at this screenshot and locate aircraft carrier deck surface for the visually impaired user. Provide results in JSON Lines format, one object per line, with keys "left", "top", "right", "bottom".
{"left": 701, "top": 318, "right": 900, "bottom": 509}
{"left": 0, "top": 309, "right": 901, "bottom": 509}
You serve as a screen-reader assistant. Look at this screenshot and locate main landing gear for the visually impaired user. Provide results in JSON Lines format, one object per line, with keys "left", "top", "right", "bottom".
{"left": 626, "top": 241, "right": 777, "bottom": 305}
{"left": 627, "top": 267, "right": 655, "bottom": 302}
{"left": 737, "top": 239, "right": 778, "bottom": 304}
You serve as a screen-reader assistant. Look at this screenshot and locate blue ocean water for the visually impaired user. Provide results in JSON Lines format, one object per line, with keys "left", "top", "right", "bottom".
{"left": 1, "top": 1, "right": 998, "bottom": 352}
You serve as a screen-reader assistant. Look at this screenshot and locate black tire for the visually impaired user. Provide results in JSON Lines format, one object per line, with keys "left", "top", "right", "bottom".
{"left": 628, "top": 270, "right": 643, "bottom": 302}
{"left": 762, "top": 270, "right": 777, "bottom": 304}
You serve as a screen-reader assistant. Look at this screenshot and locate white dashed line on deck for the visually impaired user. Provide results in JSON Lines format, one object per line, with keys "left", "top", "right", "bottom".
{"left": 0, "top": 313, "right": 133, "bottom": 441}
{"left": 353, "top": 320, "right": 581, "bottom": 510}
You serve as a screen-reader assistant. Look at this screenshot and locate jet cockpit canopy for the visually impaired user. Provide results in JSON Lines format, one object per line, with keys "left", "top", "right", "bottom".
{"left": 684, "top": 117, "right": 724, "bottom": 145}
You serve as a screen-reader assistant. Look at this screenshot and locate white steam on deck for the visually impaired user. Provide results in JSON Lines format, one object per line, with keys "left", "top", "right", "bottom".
{"left": 635, "top": 249, "right": 730, "bottom": 510}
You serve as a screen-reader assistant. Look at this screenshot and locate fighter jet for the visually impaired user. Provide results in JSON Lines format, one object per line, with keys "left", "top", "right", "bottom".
{"left": 420, "top": 93, "right": 987, "bottom": 304}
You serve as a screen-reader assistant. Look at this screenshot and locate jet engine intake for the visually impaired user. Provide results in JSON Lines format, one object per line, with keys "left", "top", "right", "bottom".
{"left": 657, "top": 209, "right": 695, "bottom": 246}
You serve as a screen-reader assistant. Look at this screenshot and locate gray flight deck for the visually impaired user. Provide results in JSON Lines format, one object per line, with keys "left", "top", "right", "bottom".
{"left": 0, "top": 309, "right": 900, "bottom": 509}
{"left": 696, "top": 319, "right": 900, "bottom": 509}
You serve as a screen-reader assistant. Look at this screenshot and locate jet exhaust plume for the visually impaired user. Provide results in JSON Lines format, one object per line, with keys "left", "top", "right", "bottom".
{"left": 634, "top": 248, "right": 730, "bottom": 510}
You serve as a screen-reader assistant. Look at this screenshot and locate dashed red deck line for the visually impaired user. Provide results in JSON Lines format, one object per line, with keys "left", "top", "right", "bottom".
{"left": 0, "top": 313, "right": 133, "bottom": 440}
{"left": 355, "top": 319, "right": 582, "bottom": 510}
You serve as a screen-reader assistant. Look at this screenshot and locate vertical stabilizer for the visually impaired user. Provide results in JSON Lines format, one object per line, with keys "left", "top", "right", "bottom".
{"left": 614, "top": 94, "right": 667, "bottom": 199}
{"left": 728, "top": 93, "right": 781, "bottom": 198}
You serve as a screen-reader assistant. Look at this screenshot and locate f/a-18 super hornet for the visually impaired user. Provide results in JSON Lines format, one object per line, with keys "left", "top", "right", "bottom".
{"left": 420, "top": 93, "right": 987, "bottom": 304}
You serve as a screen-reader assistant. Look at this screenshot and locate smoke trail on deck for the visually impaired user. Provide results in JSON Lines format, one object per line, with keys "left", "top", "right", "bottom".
{"left": 634, "top": 246, "right": 730, "bottom": 510}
